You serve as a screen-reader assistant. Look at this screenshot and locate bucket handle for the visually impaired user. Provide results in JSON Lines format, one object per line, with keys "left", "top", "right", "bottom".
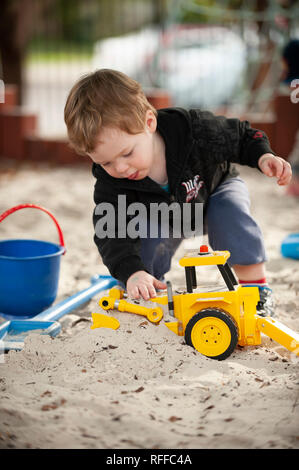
{"left": 0, "top": 204, "right": 66, "bottom": 254}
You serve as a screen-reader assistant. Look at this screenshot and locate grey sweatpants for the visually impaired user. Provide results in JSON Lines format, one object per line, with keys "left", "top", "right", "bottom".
{"left": 140, "top": 176, "right": 267, "bottom": 280}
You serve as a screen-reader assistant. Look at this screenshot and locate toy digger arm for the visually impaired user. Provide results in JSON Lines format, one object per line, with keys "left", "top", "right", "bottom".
{"left": 256, "top": 316, "right": 299, "bottom": 356}
{"left": 99, "top": 296, "right": 163, "bottom": 324}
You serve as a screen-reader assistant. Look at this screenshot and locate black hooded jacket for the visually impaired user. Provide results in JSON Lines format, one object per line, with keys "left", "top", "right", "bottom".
{"left": 92, "top": 107, "right": 274, "bottom": 285}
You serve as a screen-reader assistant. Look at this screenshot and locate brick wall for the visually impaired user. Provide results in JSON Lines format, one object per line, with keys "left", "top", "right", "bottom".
{"left": 0, "top": 84, "right": 297, "bottom": 163}
{"left": 0, "top": 86, "right": 172, "bottom": 165}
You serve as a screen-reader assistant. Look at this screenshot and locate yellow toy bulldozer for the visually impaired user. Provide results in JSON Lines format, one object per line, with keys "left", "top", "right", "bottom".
{"left": 94, "top": 245, "right": 299, "bottom": 361}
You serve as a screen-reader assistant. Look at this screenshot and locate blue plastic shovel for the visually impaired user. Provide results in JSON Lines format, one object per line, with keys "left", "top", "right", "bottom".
{"left": 0, "top": 274, "right": 117, "bottom": 351}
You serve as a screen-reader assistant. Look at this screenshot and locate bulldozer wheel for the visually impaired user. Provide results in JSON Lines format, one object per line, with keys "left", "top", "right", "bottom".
{"left": 185, "top": 309, "right": 238, "bottom": 361}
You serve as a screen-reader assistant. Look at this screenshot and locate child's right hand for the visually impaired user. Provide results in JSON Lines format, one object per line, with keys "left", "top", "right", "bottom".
{"left": 126, "top": 270, "right": 167, "bottom": 300}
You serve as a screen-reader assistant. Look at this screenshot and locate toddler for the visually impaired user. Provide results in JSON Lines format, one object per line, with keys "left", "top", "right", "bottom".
{"left": 64, "top": 69, "right": 292, "bottom": 316}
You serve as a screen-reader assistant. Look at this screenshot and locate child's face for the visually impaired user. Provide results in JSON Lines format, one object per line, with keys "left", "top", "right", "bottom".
{"left": 88, "top": 110, "right": 157, "bottom": 180}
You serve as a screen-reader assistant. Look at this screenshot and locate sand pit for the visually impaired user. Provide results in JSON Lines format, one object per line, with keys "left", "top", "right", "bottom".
{"left": 0, "top": 162, "right": 298, "bottom": 449}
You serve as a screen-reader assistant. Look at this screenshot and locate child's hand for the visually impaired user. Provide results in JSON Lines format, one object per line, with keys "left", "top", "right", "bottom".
{"left": 258, "top": 153, "right": 292, "bottom": 186}
{"left": 126, "top": 270, "right": 167, "bottom": 300}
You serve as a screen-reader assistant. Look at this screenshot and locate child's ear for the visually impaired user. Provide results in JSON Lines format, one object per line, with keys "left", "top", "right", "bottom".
{"left": 145, "top": 110, "right": 157, "bottom": 133}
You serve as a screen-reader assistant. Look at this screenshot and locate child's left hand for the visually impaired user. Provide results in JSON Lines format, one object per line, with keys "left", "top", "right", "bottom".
{"left": 258, "top": 153, "right": 292, "bottom": 186}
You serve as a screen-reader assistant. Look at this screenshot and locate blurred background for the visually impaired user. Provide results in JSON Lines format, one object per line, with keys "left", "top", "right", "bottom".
{"left": 0, "top": 0, "right": 299, "bottom": 163}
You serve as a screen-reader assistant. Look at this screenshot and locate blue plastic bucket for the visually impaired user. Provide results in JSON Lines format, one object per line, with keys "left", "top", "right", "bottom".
{"left": 281, "top": 233, "right": 299, "bottom": 260}
{"left": 0, "top": 204, "right": 65, "bottom": 319}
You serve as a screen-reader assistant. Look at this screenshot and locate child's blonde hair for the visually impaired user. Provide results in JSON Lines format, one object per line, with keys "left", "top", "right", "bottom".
{"left": 64, "top": 69, "right": 157, "bottom": 156}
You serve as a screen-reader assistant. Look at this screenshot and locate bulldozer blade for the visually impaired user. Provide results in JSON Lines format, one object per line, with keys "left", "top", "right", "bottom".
{"left": 90, "top": 313, "right": 120, "bottom": 330}
{"left": 164, "top": 320, "right": 184, "bottom": 336}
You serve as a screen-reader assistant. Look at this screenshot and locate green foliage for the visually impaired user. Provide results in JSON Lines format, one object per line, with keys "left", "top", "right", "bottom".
{"left": 180, "top": 0, "right": 218, "bottom": 24}
{"left": 27, "top": 39, "right": 93, "bottom": 63}
{"left": 26, "top": 0, "right": 163, "bottom": 59}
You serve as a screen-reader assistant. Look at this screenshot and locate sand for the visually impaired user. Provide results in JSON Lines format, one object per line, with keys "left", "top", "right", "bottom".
{"left": 0, "top": 162, "right": 298, "bottom": 449}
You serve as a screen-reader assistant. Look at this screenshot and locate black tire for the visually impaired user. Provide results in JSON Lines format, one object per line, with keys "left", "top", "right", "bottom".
{"left": 185, "top": 308, "right": 239, "bottom": 361}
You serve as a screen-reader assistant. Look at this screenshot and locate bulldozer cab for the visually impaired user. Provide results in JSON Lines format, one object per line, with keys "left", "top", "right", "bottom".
{"left": 179, "top": 245, "right": 238, "bottom": 293}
